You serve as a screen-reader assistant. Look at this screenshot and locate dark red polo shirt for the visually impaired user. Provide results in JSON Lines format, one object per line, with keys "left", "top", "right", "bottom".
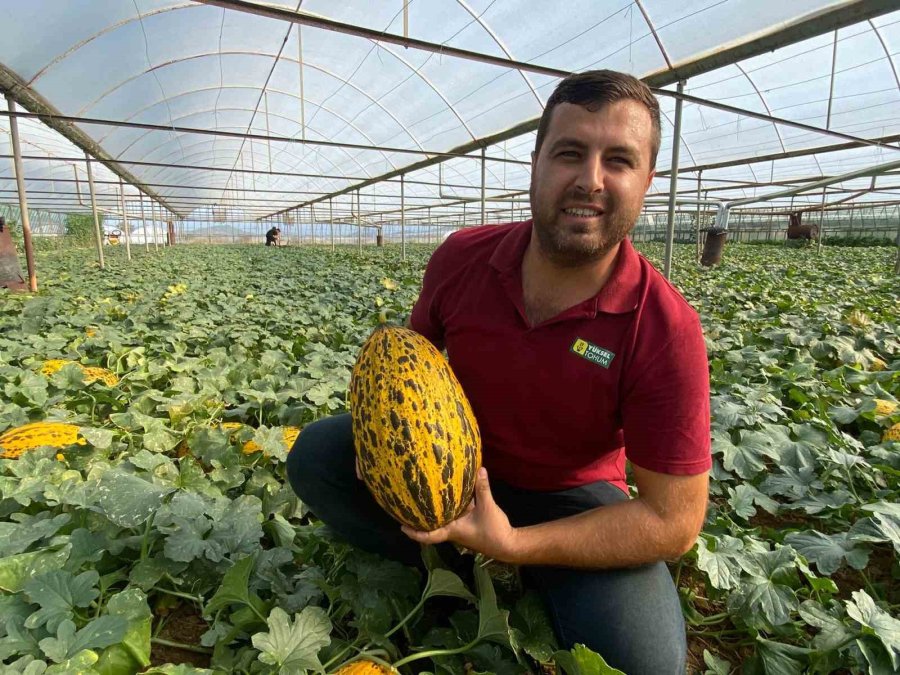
{"left": 409, "top": 220, "right": 711, "bottom": 494}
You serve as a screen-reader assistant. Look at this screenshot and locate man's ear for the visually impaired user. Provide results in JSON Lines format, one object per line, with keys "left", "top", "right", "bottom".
{"left": 645, "top": 169, "right": 656, "bottom": 192}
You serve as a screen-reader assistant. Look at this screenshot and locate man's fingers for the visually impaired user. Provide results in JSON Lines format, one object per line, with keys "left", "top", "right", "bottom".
{"left": 474, "top": 467, "right": 493, "bottom": 506}
{"left": 401, "top": 525, "right": 448, "bottom": 544}
{"left": 355, "top": 456, "right": 362, "bottom": 480}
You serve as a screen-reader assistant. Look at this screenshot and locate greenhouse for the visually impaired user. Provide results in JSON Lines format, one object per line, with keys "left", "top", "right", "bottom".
{"left": 0, "top": 1, "right": 898, "bottom": 674}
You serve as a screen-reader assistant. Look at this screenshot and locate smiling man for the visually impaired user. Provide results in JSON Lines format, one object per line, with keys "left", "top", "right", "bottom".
{"left": 288, "top": 70, "right": 711, "bottom": 675}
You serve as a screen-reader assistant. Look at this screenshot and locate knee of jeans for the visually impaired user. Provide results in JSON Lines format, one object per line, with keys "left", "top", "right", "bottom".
{"left": 286, "top": 426, "right": 326, "bottom": 504}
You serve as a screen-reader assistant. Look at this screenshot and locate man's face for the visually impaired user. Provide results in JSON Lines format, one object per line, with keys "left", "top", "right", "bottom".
{"left": 529, "top": 100, "right": 656, "bottom": 266}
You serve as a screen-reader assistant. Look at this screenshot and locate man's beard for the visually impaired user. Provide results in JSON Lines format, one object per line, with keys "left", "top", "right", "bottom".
{"left": 530, "top": 196, "right": 639, "bottom": 268}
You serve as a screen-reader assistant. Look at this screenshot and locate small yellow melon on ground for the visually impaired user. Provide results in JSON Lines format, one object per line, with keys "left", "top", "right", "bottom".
{"left": 40, "top": 359, "right": 119, "bottom": 386}
{"left": 242, "top": 426, "right": 301, "bottom": 455}
{"left": 883, "top": 423, "right": 900, "bottom": 443}
{"left": 874, "top": 399, "right": 898, "bottom": 417}
{"left": 0, "top": 422, "right": 87, "bottom": 459}
{"left": 335, "top": 660, "right": 396, "bottom": 674}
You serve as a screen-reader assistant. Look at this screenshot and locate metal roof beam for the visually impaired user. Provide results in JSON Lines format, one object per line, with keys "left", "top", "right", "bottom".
{"left": 218, "top": 0, "right": 899, "bottom": 217}
{"left": 659, "top": 132, "right": 900, "bottom": 175}
{"left": 0, "top": 63, "right": 178, "bottom": 213}
{"left": 0, "top": 109, "right": 529, "bottom": 165}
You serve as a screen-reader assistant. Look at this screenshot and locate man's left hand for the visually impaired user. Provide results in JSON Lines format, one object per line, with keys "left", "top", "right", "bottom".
{"left": 401, "top": 467, "right": 519, "bottom": 562}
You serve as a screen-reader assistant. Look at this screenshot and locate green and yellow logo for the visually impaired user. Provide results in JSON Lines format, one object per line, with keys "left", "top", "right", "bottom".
{"left": 570, "top": 338, "right": 615, "bottom": 369}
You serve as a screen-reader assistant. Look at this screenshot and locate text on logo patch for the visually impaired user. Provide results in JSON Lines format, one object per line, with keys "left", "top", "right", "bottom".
{"left": 570, "top": 338, "right": 615, "bottom": 369}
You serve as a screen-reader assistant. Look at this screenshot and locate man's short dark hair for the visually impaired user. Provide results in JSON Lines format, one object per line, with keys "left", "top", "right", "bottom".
{"left": 534, "top": 70, "right": 662, "bottom": 168}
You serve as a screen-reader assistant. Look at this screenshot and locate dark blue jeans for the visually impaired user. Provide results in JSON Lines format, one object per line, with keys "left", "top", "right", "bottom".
{"left": 287, "top": 414, "right": 687, "bottom": 674}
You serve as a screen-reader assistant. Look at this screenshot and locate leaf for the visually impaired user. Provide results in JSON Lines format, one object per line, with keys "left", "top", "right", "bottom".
{"left": 204, "top": 554, "right": 265, "bottom": 620}
{"left": 702, "top": 649, "right": 731, "bottom": 675}
{"left": 849, "top": 514, "right": 900, "bottom": 555}
{"left": 0, "top": 617, "right": 41, "bottom": 662}
{"left": 845, "top": 590, "right": 900, "bottom": 669}
{"left": 729, "top": 576, "right": 798, "bottom": 627}
{"left": 756, "top": 638, "right": 810, "bottom": 675}
{"left": 798, "top": 600, "right": 855, "bottom": 651}
{"left": 509, "top": 592, "right": 557, "bottom": 662}
{"left": 95, "top": 588, "right": 152, "bottom": 675}
{"left": 424, "top": 569, "right": 477, "bottom": 603}
{"left": 714, "top": 430, "right": 766, "bottom": 479}
{"left": 92, "top": 469, "right": 174, "bottom": 528}
{"left": 24, "top": 570, "right": 100, "bottom": 632}
{"left": 785, "top": 531, "right": 870, "bottom": 576}
{"left": 0, "top": 546, "right": 71, "bottom": 593}
{"left": 0, "top": 512, "right": 71, "bottom": 556}
{"left": 38, "top": 616, "right": 126, "bottom": 663}
{"left": 78, "top": 427, "right": 114, "bottom": 449}
{"left": 473, "top": 562, "right": 512, "bottom": 647}
{"left": 553, "top": 643, "right": 626, "bottom": 675}
{"left": 251, "top": 606, "right": 331, "bottom": 673}
{"left": 44, "top": 649, "right": 101, "bottom": 674}
{"left": 696, "top": 535, "right": 743, "bottom": 590}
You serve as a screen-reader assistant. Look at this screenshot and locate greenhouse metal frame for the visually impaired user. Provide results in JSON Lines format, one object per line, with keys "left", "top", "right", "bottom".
{"left": 1, "top": 0, "right": 899, "bottom": 286}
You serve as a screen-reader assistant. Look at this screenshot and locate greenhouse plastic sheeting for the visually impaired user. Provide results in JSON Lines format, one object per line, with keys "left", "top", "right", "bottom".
{"left": 0, "top": 1, "right": 898, "bottom": 221}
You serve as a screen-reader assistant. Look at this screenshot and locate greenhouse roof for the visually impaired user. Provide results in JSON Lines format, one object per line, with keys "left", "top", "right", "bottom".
{"left": 1, "top": 0, "right": 899, "bottom": 226}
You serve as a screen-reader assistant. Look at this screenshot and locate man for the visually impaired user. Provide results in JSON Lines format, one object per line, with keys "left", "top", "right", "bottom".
{"left": 288, "top": 70, "right": 711, "bottom": 674}
{"left": 265, "top": 226, "right": 281, "bottom": 246}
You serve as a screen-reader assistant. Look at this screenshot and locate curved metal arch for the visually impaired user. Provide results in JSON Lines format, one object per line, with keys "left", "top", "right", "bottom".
{"left": 352, "top": 43, "right": 477, "bottom": 143}
{"left": 140, "top": 136, "right": 369, "bottom": 195}
{"left": 868, "top": 20, "right": 900, "bottom": 94}
{"left": 451, "top": 0, "right": 543, "bottom": 108}
{"left": 77, "top": 50, "right": 428, "bottom": 159}
{"left": 633, "top": 0, "right": 673, "bottom": 71}
{"left": 27, "top": 3, "right": 195, "bottom": 85}
{"left": 127, "top": 111, "right": 378, "bottom": 188}
{"left": 101, "top": 92, "right": 398, "bottom": 177}
{"left": 659, "top": 108, "right": 697, "bottom": 167}
{"left": 734, "top": 64, "right": 787, "bottom": 154}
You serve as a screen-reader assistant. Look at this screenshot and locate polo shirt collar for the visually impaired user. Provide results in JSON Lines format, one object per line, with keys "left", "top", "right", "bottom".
{"left": 489, "top": 220, "right": 641, "bottom": 316}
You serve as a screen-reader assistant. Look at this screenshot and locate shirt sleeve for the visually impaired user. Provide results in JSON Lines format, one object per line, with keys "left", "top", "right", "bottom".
{"left": 408, "top": 240, "right": 454, "bottom": 350}
{"left": 621, "top": 312, "right": 711, "bottom": 476}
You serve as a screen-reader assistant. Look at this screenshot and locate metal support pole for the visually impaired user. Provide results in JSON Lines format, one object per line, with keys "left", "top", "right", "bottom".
{"left": 6, "top": 95, "right": 37, "bottom": 290}
{"left": 480, "top": 146, "right": 486, "bottom": 225}
{"left": 84, "top": 152, "right": 105, "bottom": 269}
{"left": 356, "top": 189, "right": 362, "bottom": 253}
{"left": 329, "top": 198, "right": 334, "bottom": 253}
{"left": 663, "top": 80, "right": 686, "bottom": 279}
{"left": 139, "top": 196, "right": 148, "bottom": 251}
{"left": 817, "top": 187, "right": 826, "bottom": 254}
{"left": 118, "top": 179, "right": 132, "bottom": 261}
{"left": 154, "top": 203, "right": 160, "bottom": 251}
{"left": 695, "top": 170, "right": 702, "bottom": 262}
{"left": 400, "top": 174, "right": 406, "bottom": 261}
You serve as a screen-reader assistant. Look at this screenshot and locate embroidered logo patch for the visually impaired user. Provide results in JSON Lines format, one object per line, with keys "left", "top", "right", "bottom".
{"left": 570, "top": 338, "right": 615, "bottom": 369}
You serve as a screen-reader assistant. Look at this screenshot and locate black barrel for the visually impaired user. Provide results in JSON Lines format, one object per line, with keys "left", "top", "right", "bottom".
{"left": 700, "top": 227, "right": 727, "bottom": 266}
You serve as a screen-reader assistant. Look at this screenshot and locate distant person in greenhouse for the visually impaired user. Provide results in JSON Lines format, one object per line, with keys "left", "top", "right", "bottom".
{"left": 265, "top": 226, "right": 281, "bottom": 247}
{"left": 288, "top": 70, "right": 710, "bottom": 675}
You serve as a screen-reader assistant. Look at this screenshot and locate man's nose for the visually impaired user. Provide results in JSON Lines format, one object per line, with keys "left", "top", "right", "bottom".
{"left": 575, "top": 154, "right": 604, "bottom": 194}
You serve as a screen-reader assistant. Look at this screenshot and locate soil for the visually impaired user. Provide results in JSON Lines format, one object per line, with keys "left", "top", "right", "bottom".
{"left": 150, "top": 603, "right": 212, "bottom": 669}
{"left": 831, "top": 544, "right": 899, "bottom": 605}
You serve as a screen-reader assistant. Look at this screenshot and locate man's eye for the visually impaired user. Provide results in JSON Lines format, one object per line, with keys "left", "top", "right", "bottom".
{"left": 557, "top": 150, "right": 579, "bottom": 158}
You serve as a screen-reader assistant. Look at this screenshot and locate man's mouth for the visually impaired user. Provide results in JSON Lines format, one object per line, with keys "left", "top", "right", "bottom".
{"left": 562, "top": 207, "right": 604, "bottom": 217}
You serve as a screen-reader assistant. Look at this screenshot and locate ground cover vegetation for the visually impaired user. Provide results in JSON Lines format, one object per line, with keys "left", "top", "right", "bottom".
{"left": 0, "top": 241, "right": 897, "bottom": 674}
